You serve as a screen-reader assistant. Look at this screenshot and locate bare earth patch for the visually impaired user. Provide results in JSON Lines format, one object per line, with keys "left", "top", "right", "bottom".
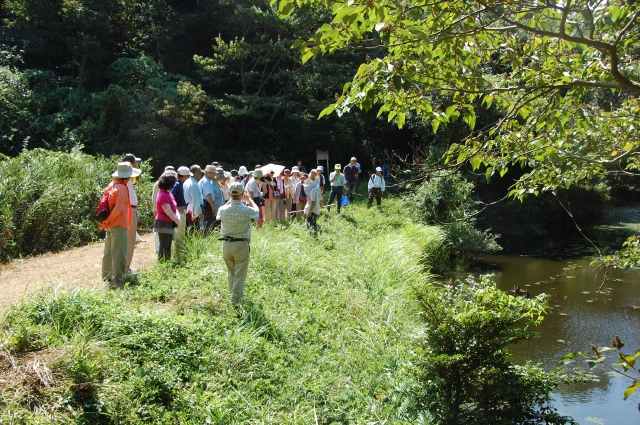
{"left": 0, "top": 233, "right": 157, "bottom": 314}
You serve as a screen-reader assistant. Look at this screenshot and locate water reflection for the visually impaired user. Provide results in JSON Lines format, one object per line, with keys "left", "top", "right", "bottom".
{"left": 471, "top": 254, "right": 640, "bottom": 423}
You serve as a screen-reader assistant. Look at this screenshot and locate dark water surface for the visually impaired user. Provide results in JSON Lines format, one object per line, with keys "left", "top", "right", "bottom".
{"left": 474, "top": 253, "right": 640, "bottom": 424}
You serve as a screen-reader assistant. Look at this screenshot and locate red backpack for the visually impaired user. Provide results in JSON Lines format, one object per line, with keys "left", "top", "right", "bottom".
{"left": 96, "top": 184, "right": 113, "bottom": 222}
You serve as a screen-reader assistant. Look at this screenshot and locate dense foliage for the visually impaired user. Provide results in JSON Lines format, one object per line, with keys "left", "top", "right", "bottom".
{"left": 0, "top": 0, "right": 417, "bottom": 172}
{"left": 0, "top": 149, "right": 154, "bottom": 262}
{"left": 414, "top": 276, "right": 570, "bottom": 424}
{"left": 409, "top": 171, "right": 500, "bottom": 259}
{"left": 282, "top": 0, "right": 640, "bottom": 196}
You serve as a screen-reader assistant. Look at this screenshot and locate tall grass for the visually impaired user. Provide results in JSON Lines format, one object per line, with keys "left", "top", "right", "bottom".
{"left": 0, "top": 198, "right": 445, "bottom": 424}
{"left": 0, "top": 148, "right": 154, "bottom": 262}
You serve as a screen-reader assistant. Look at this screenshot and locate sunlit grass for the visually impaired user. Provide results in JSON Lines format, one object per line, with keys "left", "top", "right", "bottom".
{"left": 0, "top": 198, "right": 444, "bottom": 424}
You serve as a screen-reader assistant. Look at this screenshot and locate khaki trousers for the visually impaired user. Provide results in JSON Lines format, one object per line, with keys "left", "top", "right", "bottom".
{"left": 125, "top": 207, "right": 138, "bottom": 270}
{"left": 102, "top": 226, "right": 128, "bottom": 282}
{"left": 222, "top": 240, "right": 250, "bottom": 304}
{"left": 264, "top": 199, "right": 276, "bottom": 223}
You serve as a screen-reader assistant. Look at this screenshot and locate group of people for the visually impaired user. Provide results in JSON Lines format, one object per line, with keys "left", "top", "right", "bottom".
{"left": 100, "top": 153, "right": 387, "bottom": 304}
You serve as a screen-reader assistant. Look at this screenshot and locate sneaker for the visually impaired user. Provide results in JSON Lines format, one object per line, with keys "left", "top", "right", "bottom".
{"left": 125, "top": 268, "right": 137, "bottom": 276}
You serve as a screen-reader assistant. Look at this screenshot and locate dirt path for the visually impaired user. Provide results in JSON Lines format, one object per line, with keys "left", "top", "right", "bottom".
{"left": 0, "top": 233, "right": 157, "bottom": 314}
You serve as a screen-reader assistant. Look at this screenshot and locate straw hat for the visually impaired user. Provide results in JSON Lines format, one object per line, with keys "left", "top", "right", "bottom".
{"left": 204, "top": 165, "right": 217, "bottom": 173}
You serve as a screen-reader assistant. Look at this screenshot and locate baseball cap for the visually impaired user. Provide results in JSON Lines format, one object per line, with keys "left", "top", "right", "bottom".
{"left": 177, "top": 166, "right": 192, "bottom": 176}
{"left": 229, "top": 182, "right": 244, "bottom": 196}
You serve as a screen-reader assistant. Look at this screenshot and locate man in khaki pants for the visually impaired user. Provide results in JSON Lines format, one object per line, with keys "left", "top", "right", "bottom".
{"left": 216, "top": 182, "right": 259, "bottom": 305}
{"left": 123, "top": 153, "right": 141, "bottom": 274}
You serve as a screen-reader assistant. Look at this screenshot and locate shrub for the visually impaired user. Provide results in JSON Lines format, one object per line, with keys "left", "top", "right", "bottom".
{"left": 0, "top": 148, "right": 154, "bottom": 262}
{"left": 412, "top": 276, "right": 572, "bottom": 425}
{"left": 409, "top": 171, "right": 501, "bottom": 258}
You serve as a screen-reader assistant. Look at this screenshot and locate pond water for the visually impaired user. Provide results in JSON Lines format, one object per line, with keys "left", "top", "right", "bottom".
{"left": 468, "top": 203, "right": 640, "bottom": 424}
{"left": 472, "top": 253, "right": 640, "bottom": 424}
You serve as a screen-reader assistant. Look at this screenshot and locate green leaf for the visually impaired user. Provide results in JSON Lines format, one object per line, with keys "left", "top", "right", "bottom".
{"left": 392, "top": 75, "right": 403, "bottom": 91}
{"left": 446, "top": 104, "right": 458, "bottom": 119}
{"left": 620, "top": 353, "right": 636, "bottom": 368}
{"left": 334, "top": 6, "right": 355, "bottom": 24}
{"left": 278, "top": 1, "right": 295, "bottom": 17}
{"left": 431, "top": 119, "right": 440, "bottom": 134}
{"left": 469, "top": 156, "right": 483, "bottom": 170}
{"left": 485, "top": 166, "right": 493, "bottom": 183}
{"left": 301, "top": 50, "right": 315, "bottom": 63}
{"left": 397, "top": 112, "right": 406, "bottom": 129}
{"left": 355, "top": 64, "right": 368, "bottom": 77}
{"left": 587, "top": 357, "right": 605, "bottom": 369}
{"left": 558, "top": 351, "right": 586, "bottom": 366}
{"left": 318, "top": 104, "right": 335, "bottom": 119}
{"left": 624, "top": 380, "right": 640, "bottom": 400}
{"left": 464, "top": 110, "right": 476, "bottom": 130}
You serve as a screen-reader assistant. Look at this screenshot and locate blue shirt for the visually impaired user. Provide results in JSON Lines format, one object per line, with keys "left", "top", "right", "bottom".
{"left": 199, "top": 176, "right": 224, "bottom": 210}
{"left": 172, "top": 180, "right": 187, "bottom": 208}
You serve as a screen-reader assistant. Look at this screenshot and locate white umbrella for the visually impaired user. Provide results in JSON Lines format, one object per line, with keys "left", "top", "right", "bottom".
{"left": 260, "top": 163, "right": 285, "bottom": 175}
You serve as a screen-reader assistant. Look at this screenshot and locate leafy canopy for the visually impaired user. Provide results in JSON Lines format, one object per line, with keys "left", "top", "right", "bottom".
{"left": 276, "top": 0, "right": 640, "bottom": 197}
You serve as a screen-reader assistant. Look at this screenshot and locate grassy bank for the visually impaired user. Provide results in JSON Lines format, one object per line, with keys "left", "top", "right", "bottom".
{"left": 0, "top": 199, "right": 446, "bottom": 424}
{"left": 0, "top": 149, "right": 155, "bottom": 262}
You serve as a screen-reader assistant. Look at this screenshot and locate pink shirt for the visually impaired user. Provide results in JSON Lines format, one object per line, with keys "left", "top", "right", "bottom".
{"left": 155, "top": 189, "right": 177, "bottom": 222}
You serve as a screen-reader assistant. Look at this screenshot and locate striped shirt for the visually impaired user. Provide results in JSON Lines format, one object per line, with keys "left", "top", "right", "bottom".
{"left": 216, "top": 200, "right": 259, "bottom": 239}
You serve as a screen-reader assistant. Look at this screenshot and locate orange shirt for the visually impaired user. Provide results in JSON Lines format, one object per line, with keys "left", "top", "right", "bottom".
{"left": 101, "top": 179, "right": 131, "bottom": 230}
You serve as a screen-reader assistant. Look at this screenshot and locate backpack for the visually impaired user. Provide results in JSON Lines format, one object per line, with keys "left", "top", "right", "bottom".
{"left": 299, "top": 184, "right": 307, "bottom": 203}
{"left": 96, "top": 184, "right": 112, "bottom": 222}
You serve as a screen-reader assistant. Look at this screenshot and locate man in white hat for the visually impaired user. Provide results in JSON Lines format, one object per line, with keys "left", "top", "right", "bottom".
{"left": 174, "top": 166, "right": 192, "bottom": 242}
{"left": 101, "top": 162, "right": 141, "bottom": 283}
{"left": 217, "top": 182, "right": 260, "bottom": 305}
{"left": 367, "top": 167, "right": 386, "bottom": 208}
{"left": 122, "top": 153, "right": 141, "bottom": 274}
{"left": 182, "top": 165, "right": 204, "bottom": 228}
{"left": 199, "top": 165, "right": 224, "bottom": 230}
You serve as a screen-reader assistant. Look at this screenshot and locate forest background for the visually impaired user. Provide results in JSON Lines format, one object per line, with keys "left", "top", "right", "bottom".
{"left": 3, "top": 0, "right": 638, "bottom": 262}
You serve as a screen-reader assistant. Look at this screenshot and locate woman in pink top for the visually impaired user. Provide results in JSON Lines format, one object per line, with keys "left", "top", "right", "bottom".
{"left": 153, "top": 174, "right": 180, "bottom": 260}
